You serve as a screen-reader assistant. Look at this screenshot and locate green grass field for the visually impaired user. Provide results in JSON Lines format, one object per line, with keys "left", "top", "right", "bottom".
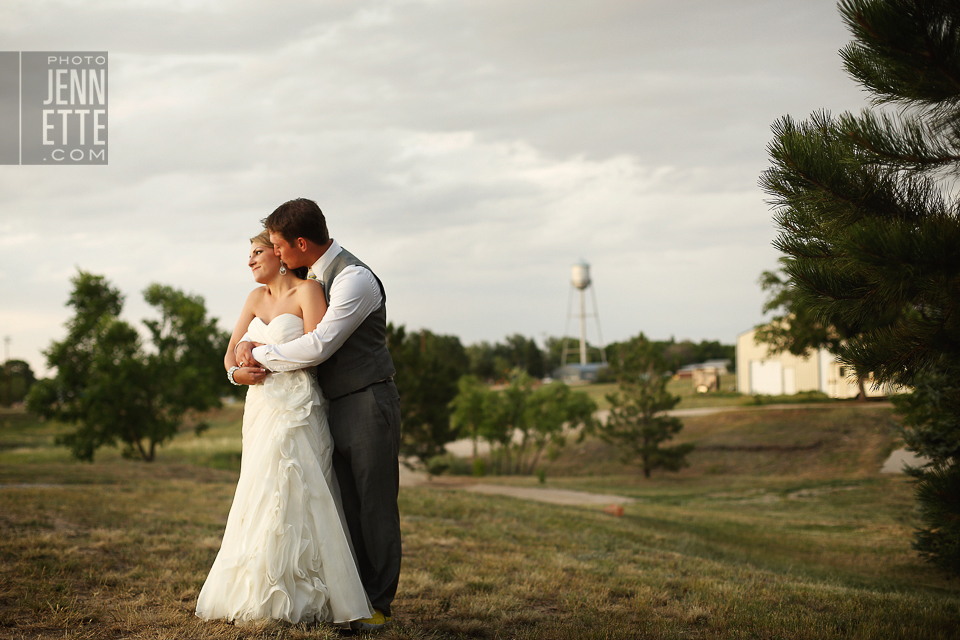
{"left": 1, "top": 399, "right": 958, "bottom": 639}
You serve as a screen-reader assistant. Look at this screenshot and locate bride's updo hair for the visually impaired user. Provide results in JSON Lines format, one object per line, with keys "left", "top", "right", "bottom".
{"left": 250, "top": 230, "right": 273, "bottom": 248}
{"left": 250, "top": 229, "right": 273, "bottom": 249}
{"left": 250, "top": 230, "right": 307, "bottom": 279}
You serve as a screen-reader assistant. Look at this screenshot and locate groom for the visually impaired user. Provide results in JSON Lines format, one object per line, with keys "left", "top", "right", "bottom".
{"left": 235, "top": 198, "right": 401, "bottom": 631}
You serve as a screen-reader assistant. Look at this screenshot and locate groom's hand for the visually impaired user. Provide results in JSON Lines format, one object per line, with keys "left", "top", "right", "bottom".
{"left": 235, "top": 341, "right": 264, "bottom": 368}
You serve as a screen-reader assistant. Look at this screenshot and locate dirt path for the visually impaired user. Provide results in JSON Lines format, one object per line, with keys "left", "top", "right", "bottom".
{"left": 399, "top": 465, "right": 634, "bottom": 505}
{"left": 880, "top": 448, "right": 930, "bottom": 473}
{"left": 464, "top": 484, "right": 635, "bottom": 505}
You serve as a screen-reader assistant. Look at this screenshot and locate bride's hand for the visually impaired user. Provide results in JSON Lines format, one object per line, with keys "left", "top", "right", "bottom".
{"left": 235, "top": 341, "right": 260, "bottom": 367}
{"left": 234, "top": 366, "right": 268, "bottom": 385}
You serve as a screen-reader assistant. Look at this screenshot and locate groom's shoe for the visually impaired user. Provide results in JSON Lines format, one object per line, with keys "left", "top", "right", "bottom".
{"left": 351, "top": 610, "right": 391, "bottom": 632}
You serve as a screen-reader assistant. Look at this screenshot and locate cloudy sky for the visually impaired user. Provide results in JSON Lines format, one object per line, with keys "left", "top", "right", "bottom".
{"left": 1, "top": 0, "right": 871, "bottom": 375}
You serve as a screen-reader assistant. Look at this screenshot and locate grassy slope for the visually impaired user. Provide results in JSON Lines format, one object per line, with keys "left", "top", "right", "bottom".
{"left": 1, "top": 401, "right": 958, "bottom": 639}
{"left": 542, "top": 404, "right": 898, "bottom": 480}
{"left": 584, "top": 374, "right": 770, "bottom": 412}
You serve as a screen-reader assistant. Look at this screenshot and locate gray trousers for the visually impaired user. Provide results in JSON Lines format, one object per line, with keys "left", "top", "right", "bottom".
{"left": 327, "top": 379, "right": 402, "bottom": 617}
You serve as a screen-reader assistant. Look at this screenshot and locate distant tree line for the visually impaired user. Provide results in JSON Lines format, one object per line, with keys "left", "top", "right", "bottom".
{"left": 599, "top": 337, "right": 734, "bottom": 382}
{"left": 467, "top": 335, "right": 548, "bottom": 381}
{"left": 468, "top": 335, "right": 735, "bottom": 384}
{"left": 23, "top": 269, "right": 724, "bottom": 477}
{"left": 388, "top": 326, "right": 702, "bottom": 478}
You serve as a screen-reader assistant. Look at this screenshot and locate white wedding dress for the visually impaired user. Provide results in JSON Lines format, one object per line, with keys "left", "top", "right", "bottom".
{"left": 196, "top": 314, "right": 373, "bottom": 625}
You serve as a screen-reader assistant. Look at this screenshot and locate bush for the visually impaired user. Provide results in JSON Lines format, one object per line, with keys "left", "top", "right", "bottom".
{"left": 750, "top": 391, "right": 831, "bottom": 406}
{"left": 425, "top": 453, "right": 473, "bottom": 477}
{"left": 911, "top": 464, "right": 960, "bottom": 575}
{"left": 893, "top": 366, "right": 960, "bottom": 574}
{"left": 472, "top": 457, "right": 487, "bottom": 478}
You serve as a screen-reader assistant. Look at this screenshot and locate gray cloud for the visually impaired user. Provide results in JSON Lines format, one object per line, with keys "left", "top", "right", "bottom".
{"left": 1, "top": 0, "right": 871, "bottom": 374}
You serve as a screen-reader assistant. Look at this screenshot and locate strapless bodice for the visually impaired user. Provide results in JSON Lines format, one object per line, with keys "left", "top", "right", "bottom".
{"left": 247, "top": 313, "right": 304, "bottom": 345}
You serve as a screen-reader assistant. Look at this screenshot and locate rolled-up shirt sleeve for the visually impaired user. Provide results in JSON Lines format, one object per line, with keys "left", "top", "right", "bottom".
{"left": 251, "top": 265, "right": 382, "bottom": 372}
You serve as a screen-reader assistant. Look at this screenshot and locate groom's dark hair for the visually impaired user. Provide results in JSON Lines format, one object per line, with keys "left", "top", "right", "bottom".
{"left": 263, "top": 198, "right": 330, "bottom": 246}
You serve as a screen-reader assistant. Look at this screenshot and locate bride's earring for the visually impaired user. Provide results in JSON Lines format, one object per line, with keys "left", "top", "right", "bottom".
{"left": 279, "top": 262, "right": 287, "bottom": 276}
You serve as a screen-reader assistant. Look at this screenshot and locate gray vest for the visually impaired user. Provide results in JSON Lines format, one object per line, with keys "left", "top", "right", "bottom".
{"left": 314, "top": 247, "right": 396, "bottom": 400}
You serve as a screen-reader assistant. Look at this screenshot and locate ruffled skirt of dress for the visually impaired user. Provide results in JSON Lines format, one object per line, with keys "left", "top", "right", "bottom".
{"left": 195, "top": 369, "right": 372, "bottom": 624}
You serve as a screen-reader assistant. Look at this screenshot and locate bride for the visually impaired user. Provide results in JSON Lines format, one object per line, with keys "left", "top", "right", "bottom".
{"left": 195, "top": 230, "right": 373, "bottom": 626}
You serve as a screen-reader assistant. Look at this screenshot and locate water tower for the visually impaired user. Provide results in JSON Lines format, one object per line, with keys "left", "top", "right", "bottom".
{"left": 561, "top": 261, "right": 607, "bottom": 366}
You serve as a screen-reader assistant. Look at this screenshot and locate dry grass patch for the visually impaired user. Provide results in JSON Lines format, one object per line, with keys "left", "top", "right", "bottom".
{"left": 1, "top": 471, "right": 958, "bottom": 639}
{"left": 1, "top": 403, "right": 958, "bottom": 638}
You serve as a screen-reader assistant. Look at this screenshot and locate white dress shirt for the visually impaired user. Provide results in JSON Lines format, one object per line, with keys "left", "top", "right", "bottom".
{"left": 252, "top": 240, "right": 383, "bottom": 372}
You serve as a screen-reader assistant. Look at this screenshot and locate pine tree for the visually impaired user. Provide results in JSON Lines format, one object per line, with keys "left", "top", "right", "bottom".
{"left": 595, "top": 334, "right": 693, "bottom": 478}
{"left": 755, "top": 259, "right": 899, "bottom": 400}
{"left": 760, "top": 0, "right": 960, "bottom": 573}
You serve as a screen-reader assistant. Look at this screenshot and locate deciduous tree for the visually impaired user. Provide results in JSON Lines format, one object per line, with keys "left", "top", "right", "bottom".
{"left": 519, "top": 380, "right": 596, "bottom": 474}
{"left": 450, "top": 374, "right": 488, "bottom": 458}
{"left": 27, "top": 271, "right": 229, "bottom": 461}
{"left": 387, "top": 324, "right": 469, "bottom": 466}
{"left": 1, "top": 360, "right": 36, "bottom": 407}
{"left": 450, "top": 370, "right": 596, "bottom": 476}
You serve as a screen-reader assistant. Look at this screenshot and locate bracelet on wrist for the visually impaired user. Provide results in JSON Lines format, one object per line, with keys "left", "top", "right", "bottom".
{"left": 227, "top": 365, "right": 242, "bottom": 386}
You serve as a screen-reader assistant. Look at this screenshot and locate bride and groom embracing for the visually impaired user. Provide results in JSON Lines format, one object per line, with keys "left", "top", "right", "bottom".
{"left": 195, "top": 198, "right": 401, "bottom": 632}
